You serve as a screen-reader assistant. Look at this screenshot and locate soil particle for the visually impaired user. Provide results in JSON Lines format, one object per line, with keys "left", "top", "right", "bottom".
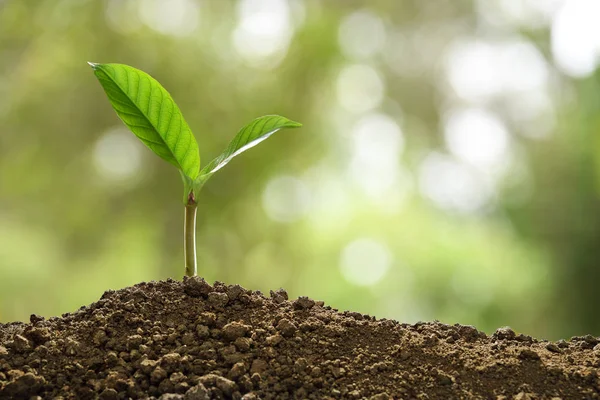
{"left": 293, "top": 296, "right": 315, "bottom": 310}
{"left": 99, "top": 388, "right": 119, "bottom": 400}
{"left": 1, "top": 278, "right": 600, "bottom": 399}
{"left": 184, "top": 383, "right": 209, "bottom": 400}
{"left": 182, "top": 277, "right": 213, "bottom": 298}
{"left": 269, "top": 289, "right": 288, "bottom": 304}
{"left": 222, "top": 322, "right": 250, "bottom": 342}
{"left": 275, "top": 318, "right": 297, "bottom": 338}
{"left": 207, "top": 292, "right": 229, "bottom": 309}
{"left": 493, "top": 326, "right": 517, "bottom": 341}
{"left": 545, "top": 342, "right": 562, "bottom": 353}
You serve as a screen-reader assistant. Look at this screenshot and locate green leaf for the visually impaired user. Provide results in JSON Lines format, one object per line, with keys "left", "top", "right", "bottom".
{"left": 89, "top": 62, "right": 200, "bottom": 180}
{"left": 197, "top": 115, "right": 302, "bottom": 185}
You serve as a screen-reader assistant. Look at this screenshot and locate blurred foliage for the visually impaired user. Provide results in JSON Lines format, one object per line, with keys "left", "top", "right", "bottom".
{"left": 1, "top": 0, "right": 599, "bottom": 340}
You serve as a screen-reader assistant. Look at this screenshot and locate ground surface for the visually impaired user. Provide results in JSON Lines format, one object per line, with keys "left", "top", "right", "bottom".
{"left": 0, "top": 278, "right": 599, "bottom": 399}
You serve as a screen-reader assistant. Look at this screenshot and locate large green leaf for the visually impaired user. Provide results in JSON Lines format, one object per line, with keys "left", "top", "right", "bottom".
{"left": 197, "top": 115, "right": 302, "bottom": 184}
{"left": 89, "top": 62, "right": 200, "bottom": 180}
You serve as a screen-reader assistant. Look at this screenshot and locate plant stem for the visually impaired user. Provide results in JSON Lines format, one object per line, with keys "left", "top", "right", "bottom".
{"left": 184, "top": 203, "right": 197, "bottom": 277}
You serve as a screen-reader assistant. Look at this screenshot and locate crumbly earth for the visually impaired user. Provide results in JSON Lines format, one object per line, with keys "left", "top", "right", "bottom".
{"left": 1, "top": 278, "right": 599, "bottom": 400}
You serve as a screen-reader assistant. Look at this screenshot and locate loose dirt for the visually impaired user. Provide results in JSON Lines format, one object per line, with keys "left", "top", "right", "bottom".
{"left": 0, "top": 277, "right": 599, "bottom": 399}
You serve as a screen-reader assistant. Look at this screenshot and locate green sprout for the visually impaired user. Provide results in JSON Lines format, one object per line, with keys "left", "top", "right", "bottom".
{"left": 89, "top": 63, "right": 302, "bottom": 277}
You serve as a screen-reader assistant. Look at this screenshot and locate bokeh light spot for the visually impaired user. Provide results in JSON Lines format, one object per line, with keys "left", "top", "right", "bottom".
{"left": 551, "top": 0, "right": 600, "bottom": 78}
{"left": 418, "top": 152, "right": 493, "bottom": 213}
{"left": 476, "top": 0, "right": 563, "bottom": 29}
{"left": 348, "top": 113, "right": 404, "bottom": 198}
{"left": 336, "top": 64, "right": 385, "bottom": 112}
{"left": 308, "top": 172, "right": 352, "bottom": 231}
{"left": 340, "top": 238, "right": 391, "bottom": 286}
{"left": 443, "top": 108, "right": 510, "bottom": 173}
{"left": 93, "top": 128, "right": 143, "bottom": 183}
{"left": 338, "top": 9, "right": 386, "bottom": 60}
{"left": 445, "top": 39, "right": 549, "bottom": 102}
{"left": 232, "top": 0, "right": 293, "bottom": 68}
{"left": 262, "top": 175, "right": 311, "bottom": 223}
{"left": 105, "top": 0, "right": 142, "bottom": 35}
{"left": 138, "top": 0, "right": 199, "bottom": 37}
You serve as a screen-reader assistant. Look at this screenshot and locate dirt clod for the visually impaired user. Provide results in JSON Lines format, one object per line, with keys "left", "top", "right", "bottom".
{"left": 546, "top": 342, "right": 562, "bottom": 353}
{"left": 222, "top": 322, "right": 250, "bottom": 341}
{"left": 293, "top": 296, "right": 315, "bottom": 310}
{"left": 493, "top": 326, "right": 517, "bottom": 341}
{"left": 1, "top": 279, "right": 599, "bottom": 399}
{"left": 183, "top": 276, "right": 213, "bottom": 298}
{"left": 184, "top": 383, "right": 209, "bottom": 400}
{"left": 207, "top": 292, "right": 229, "bottom": 308}
{"left": 275, "top": 318, "right": 297, "bottom": 338}
{"left": 269, "top": 288, "right": 288, "bottom": 304}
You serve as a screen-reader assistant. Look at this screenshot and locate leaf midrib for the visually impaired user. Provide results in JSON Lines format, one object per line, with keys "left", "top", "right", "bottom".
{"left": 100, "top": 67, "right": 185, "bottom": 171}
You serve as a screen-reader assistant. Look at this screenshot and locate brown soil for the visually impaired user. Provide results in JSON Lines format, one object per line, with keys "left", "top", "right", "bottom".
{"left": 0, "top": 278, "right": 599, "bottom": 400}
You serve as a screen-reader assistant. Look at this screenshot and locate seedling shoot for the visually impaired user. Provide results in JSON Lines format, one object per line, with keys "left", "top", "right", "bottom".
{"left": 89, "top": 63, "right": 302, "bottom": 277}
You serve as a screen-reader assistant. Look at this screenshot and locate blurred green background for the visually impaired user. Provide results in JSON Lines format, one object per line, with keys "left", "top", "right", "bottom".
{"left": 1, "top": 0, "right": 600, "bottom": 340}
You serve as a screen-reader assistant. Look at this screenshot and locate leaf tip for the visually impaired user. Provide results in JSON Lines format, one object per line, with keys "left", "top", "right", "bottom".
{"left": 284, "top": 119, "right": 302, "bottom": 128}
{"left": 87, "top": 61, "right": 99, "bottom": 70}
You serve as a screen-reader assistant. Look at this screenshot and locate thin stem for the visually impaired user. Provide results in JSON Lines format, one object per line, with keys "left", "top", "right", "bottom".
{"left": 184, "top": 203, "right": 197, "bottom": 277}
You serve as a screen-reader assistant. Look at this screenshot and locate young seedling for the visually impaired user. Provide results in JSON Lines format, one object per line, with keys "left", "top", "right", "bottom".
{"left": 89, "top": 63, "right": 302, "bottom": 277}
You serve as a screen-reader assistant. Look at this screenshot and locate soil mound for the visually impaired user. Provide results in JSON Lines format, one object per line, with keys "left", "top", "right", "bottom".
{"left": 1, "top": 278, "right": 599, "bottom": 399}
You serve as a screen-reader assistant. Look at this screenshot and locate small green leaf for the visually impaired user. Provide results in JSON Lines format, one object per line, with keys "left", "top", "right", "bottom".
{"left": 197, "top": 115, "right": 302, "bottom": 184}
{"left": 89, "top": 62, "right": 200, "bottom": 180}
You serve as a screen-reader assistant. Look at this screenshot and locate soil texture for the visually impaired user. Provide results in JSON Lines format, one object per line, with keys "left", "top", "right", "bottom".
{"left": 1, "top": 277, "right": 599, "bottom": 399}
